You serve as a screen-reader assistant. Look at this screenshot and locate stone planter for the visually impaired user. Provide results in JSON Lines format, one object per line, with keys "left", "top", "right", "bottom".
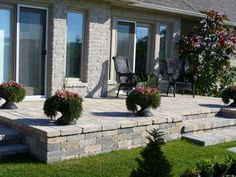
{"left": 136, "top": 107, "right": 153, "bottom": 117}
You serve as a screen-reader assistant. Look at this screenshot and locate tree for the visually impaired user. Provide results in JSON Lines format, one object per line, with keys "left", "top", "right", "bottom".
{"left": 178, "top": 10, "right": 236, "bottom": 96}
{"left": 130, "top": 129, "right": 172, "bottom": 177}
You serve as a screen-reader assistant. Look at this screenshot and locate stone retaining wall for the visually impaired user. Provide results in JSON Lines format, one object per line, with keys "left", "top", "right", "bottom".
{"left": 0, "top": 115, "right": 182, "bottom": 163}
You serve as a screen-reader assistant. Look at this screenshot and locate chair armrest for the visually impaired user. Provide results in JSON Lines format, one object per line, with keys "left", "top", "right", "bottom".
{"left": 167, "top": 73, "right": 177, "bottom": 84}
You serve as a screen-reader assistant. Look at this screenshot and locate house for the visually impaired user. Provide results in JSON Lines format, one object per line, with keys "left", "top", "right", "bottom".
{"left": 1, "top": 0, "right": 236, "bottom": 98}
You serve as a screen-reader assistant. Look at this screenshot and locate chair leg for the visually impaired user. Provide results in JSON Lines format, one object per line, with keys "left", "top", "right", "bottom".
{"left": 192, "top": 84, "right": 195, "bottom": 98}
{"left": 167, "top": 84, "right": 170, "bottom": 95}
{"left": 116, "top": 85, "right": 121, "bottom": 98}
{"left": 174, "top": 83, "right": 176, "bottom": 97}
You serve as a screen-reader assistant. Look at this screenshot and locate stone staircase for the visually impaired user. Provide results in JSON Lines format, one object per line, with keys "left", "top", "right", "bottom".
{"left": 182, "top": 108, "right": 236, "bottom": 146}
{"left": 0, "top": 124, "right": 28, "bottom": 157}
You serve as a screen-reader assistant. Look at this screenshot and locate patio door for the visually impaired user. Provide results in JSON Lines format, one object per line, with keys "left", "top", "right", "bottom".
{"left": 116, "top": 21, "right": 151, "bottom": 75}
{"left": 17, "top": 6, "right": 47, "bottom": 96}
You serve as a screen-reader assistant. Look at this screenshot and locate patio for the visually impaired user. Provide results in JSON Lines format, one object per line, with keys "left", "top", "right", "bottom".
{"left": 0, "top": 95, "right": 228, "bottom": 163}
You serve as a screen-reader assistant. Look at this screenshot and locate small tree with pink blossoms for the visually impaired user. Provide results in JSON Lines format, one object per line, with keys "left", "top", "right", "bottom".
{"left": 178, "top": 10, "right": 236, "bottom": 96}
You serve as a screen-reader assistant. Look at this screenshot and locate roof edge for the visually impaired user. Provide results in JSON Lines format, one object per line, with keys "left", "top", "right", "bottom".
{"left": 128, "top": 2, "right": 204, "bottom": 18}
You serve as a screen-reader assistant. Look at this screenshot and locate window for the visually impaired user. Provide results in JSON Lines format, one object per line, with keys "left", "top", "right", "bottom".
{"left": 66, "top": 11, "right": 84, "bottom": 78}
{"left": 0, "top": 6, "right": 14, "bottom": 83}
{"left": 159, "top": 24, "right": 171, "bottom": 77}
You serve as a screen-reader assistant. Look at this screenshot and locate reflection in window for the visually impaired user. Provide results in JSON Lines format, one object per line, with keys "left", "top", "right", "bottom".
{"left": 117, "top": 21, "right": 135, "bottom": 70}
{"left": 66, "top": 12, "right": 84, "bottom": 78}
{"left": 135, "top": 25, "right": 149, "bottom": 75}
{"left": 159, "top": 24, "right": 170, "bottom": 77}
{"left": 0, "top": 7, "right": 13, "bottom": 83}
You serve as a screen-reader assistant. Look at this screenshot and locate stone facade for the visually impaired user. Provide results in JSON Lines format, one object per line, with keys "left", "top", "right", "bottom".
{"left": 1, "top": 0, "right": 182, "bottom": 97}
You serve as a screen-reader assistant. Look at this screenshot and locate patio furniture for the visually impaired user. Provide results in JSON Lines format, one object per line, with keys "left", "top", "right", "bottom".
{"left": 112, "top": 56, "right": 138, "bottom": 98}
{"left": 165, "top": 58, "right": 197, "bottom": 97}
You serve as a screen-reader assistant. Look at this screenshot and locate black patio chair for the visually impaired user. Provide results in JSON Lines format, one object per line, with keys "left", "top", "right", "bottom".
{"left": 112, "top": 56, "right": 138, "bottom": 98}
{"left": 165, "top": 58, "right": 197, "bottom": 97}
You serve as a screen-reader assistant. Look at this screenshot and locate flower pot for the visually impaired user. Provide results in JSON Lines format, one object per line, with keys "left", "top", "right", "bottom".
{"left": 136, "top": 107, "right": 153, "bottom": 117}
{"left": 54, "top": 117, "right": 76, "bottom": 125}
{"left": 1, "top": 101, "right": 17, "bottom": 109}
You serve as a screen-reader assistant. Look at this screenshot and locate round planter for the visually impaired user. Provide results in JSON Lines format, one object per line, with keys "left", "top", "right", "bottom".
{"left": 229, "top": 91, "right": 236, "bottom": 107}
{"left": 54, "top": 117, "right": 76, "bottom": 125}
{"left": 136, "top": 107, "right": 153, "bottom": 117}
{"left": 1, "top": 101, "right": 17, "bottom": 109}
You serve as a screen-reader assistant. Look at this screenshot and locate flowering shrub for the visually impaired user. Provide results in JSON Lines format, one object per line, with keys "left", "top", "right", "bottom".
{"left": 178, "top": 9, "right": 236, "bottom": 96}
{"left": 43, "top": 90, "right": 83, "bottom": 122}
{"left": 221, "top": 85, "right": 236, "bottom": 106}
{"left": 0, "top": 80, "right": 25, "bottom": 103}
{"left": 126, "top": 86, "right": 161, "bottom": 113}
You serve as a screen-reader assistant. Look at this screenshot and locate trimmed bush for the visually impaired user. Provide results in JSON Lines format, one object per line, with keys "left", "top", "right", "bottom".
{"left": 126, "top": 87, "right": 161, "bottom": 113}
{"left": 43, "top": 90, "right": 83, "bottom": 122}
{"left": 0, "top": 80, "right": 25, "bottom": 103}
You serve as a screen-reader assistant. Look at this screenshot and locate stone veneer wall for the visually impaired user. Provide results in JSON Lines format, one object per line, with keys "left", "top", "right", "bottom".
{"left": 0, "top": 115, "right": 182, "bottom": 163}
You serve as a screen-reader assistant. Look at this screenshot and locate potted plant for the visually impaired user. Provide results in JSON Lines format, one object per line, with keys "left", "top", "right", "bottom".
{"left": 0, "top": 81, "right": 26, "bottom": 109}
{"left": 43, "top": 90, "right": 83, "bottom": 125}
{"left": 221, "top": 86, "right": 236, "bottom": 107}
{"left": 126, "top": 86, "right": 161, "bottom": 117}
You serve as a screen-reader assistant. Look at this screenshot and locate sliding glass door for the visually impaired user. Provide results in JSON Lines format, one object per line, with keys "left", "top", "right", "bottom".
{"left": 0, "top": 7, "right": 14, "bottom": 83}
{"left": 116, "top": 21, "right": 151, "bottom": 75}
{"left": 135, "top": 24, "right": 150, "bottom": 75}
{"left": 18, "top": 6, "right": 47, "bottom": 96}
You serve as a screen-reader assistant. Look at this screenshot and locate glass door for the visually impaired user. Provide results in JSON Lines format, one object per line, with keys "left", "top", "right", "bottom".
{"left": 135, "top": 24, "right": 150, "bottom": 76}
{"left": 18, "top": 6, "right": 47, "bottom": 96}
{"left": 0, "top": 6, "right": 14, "bottom": 83}
{"left": 116, "top": 21, "right": 135, "bottom": 70}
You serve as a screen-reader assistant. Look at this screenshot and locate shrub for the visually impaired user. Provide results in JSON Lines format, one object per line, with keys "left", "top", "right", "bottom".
{"left": 130, "top": 129, "right": 172, "bottom": 177}
{"left": 180, "top": 157, "right": 236, "bottom": 177}
{"left": 43, "top": 90, "right": 83, "bottom": 121}
{"left": 0, "top": 80, "right": 25, "bottom": 103}
{"left": 178, "top": 9, "right": 236, "bottom": 96}
{"left": 126, "top": 87, "right": 160, "bottom": 113}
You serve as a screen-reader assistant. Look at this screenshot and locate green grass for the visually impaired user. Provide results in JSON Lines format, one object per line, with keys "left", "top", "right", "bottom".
{"left": 1, "top": 140, "right": 236, "bottom": 177}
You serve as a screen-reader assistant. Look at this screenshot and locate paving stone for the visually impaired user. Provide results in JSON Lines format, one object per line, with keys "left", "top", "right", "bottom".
{"left": 183, "top": 126, "right": 236, "bottom": 146}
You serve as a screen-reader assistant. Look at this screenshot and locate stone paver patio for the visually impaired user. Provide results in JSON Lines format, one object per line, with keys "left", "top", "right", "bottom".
{"left": 0, "top": 95, "right": 226, "bottom": 162}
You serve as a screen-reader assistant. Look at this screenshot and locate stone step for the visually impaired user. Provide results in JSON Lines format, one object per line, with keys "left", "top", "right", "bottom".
{"left": 0, "top": 144, "right": 28, "bottom": 156}
{"left": 182, "top": 117, "right": 236, "bottom": 133}
{"left": 182, "top": 126, "right": 236, "bottom": 146}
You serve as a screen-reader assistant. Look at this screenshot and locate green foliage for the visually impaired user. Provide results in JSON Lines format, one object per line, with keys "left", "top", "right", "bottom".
{"left": 43, "top": 91, "right": 83, "bottom": 121}
{"left": 178, "top": 10, "right": 236, "bottom": 96}
{"left": 0, "top": 81, "right": 25, "bottom": 103}
{"left": 126, "top": 75, "right": 160, "bottom": 113}
{"left": 130, "top": 129, "right": 172, "bottom": 177}
{"left": 180, "top": 157, "right": 236, "bottom": 177}
{"left": 180, "top": 168, "right": 199, "bottom": 177}
{"left": 126, "top": 90, "right": 161, "bottom": 113}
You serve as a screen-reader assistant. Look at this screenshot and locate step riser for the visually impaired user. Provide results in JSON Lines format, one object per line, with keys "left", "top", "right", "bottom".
{"left": 182, "top": 119, "right": 236, "bottom": 133}
{"left": 183, "top": 112, "right": 217, "bottom": 120}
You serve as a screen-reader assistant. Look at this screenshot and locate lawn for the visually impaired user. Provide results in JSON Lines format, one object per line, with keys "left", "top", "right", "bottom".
{"left": 1, "top": 140, "right": 236, "bottom": 177}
